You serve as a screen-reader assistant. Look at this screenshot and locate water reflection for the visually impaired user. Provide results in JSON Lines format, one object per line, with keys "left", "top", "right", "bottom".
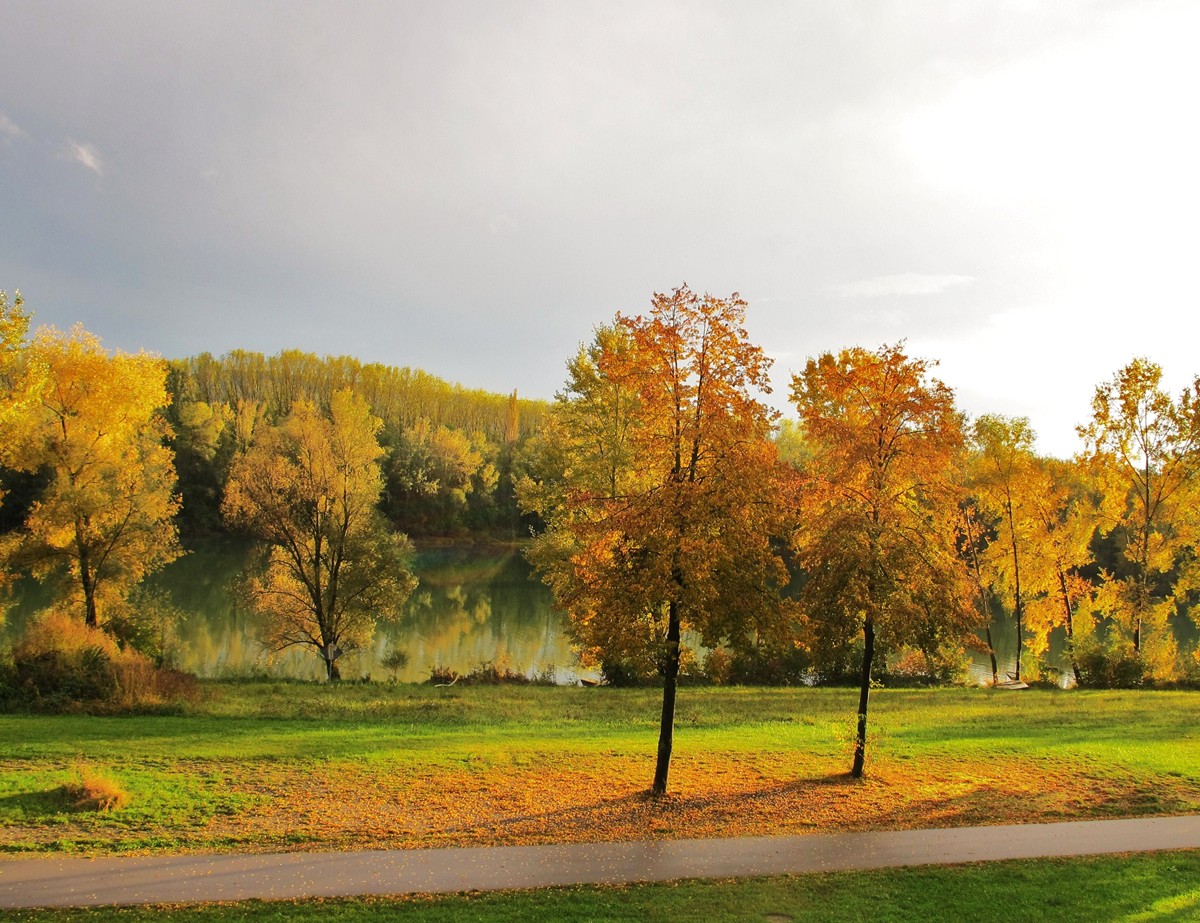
{"left": 3, "top": 541, "right": 1193, "bottom": 686}
{"left": 2, "top": 541, "right": 583, "bottom": 683}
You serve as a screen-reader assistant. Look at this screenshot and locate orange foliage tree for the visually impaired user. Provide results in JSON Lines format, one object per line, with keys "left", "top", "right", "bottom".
{"left": 0, "top": 322, "right": 181, "bottom": 628}
{"left": 522, "top": 287, "right": 791, "bottom": 794}
{"left": 223, "top": 389, "right": 417, "bottom": 680}
{"left": 790, "top": 343, "right": 974, "bottom": 777}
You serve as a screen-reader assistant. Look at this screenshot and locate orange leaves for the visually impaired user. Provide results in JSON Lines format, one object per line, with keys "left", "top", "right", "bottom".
{"left": 525, "top": 287, "right": 793, "bottom": 680}
{"left": 789, "top": 344, "right": 975, "bottom": 763}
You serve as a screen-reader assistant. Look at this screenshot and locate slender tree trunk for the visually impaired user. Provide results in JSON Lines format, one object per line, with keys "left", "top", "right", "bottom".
{"left": 1008, "top": 515, "right": 1024, "bottom": 681}
{"left": 1059, "top": 569, "right": 1082, "bottom": 687}
{"left": 652, "top": 600, "right": 682, "bottom": 795}
{"left": 76, "top": 526, "right": 98, "bottom": 628}
{"left": 984, "top": 622, "right": 998, "bottom": 686}
{"left": 851, "top": 616, "right": 875, "bottom": 779}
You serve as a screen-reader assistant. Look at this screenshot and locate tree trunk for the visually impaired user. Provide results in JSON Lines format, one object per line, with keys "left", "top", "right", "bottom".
{"left": 77, "top": 536, "right": 98, "bottom": 628}
{"left": 652, "top": 600, "right": 682, "bottom": 795}
{"left": 1008, "top": 516, "right": 1024, "bottom": 682}
{"left": 1059, "top": 569, "right": 1082, "bottom": 687}
{"left": 322, "top": 642, "right": 341, "bottom": 682}
{"left": 984, "top": 622, "right": 998, "bottom": 686}
{"left": 851, "top": 616, "right": 875, "bottom": 778}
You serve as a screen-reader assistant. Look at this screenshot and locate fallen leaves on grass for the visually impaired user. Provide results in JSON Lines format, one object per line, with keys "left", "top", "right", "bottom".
{"left": 5, "top": 749, "right": 1196, "bottom": 855}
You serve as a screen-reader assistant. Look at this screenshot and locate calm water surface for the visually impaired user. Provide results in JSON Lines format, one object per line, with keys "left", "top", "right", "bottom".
{"left": 3, "top": 540, "right": 1193, "bottom": 685}
{"left": 3, "top": 541, "right": 585, "bottom": 683}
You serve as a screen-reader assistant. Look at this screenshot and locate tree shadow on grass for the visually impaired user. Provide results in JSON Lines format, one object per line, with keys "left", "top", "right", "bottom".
{"left": 421, "top": 763, "right": 1200, "bottom": 847}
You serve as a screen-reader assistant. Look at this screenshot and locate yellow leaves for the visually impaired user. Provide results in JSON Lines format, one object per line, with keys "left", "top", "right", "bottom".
{"left": 0, "top": 321, "right": 180, "bottom": 624}
{"left": 791, "top": 343, "right": 973, "bottom": 655}
{"left": 224, "top": 389, "right": 416, "bottom": 679}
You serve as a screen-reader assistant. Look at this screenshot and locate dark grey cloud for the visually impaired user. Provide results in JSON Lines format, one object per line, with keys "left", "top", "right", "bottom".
{"left": 1, "top": 0, "right": 1195, "bottom": 456}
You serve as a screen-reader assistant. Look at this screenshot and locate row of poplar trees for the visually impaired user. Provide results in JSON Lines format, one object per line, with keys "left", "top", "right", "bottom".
{"left": 518, "top": 284, "right": 1200, "bottom": 791}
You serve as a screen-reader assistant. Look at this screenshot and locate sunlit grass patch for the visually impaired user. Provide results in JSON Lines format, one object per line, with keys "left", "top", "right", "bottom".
{"left": 0, "top": 683, "right": 1198, "bottom": 854}
{"left": 4, "top": 852, "right": 1200, "bottom": 922}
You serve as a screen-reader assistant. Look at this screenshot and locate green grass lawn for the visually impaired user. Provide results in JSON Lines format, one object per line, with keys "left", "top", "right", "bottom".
{"left": 1, "top": 683, "right": 1197, "bottom": 854}
{"left": 5, "top": 852, "right": 1200, "bottom": 922}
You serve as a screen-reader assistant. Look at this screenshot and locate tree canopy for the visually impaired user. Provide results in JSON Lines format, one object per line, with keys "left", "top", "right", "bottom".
{"left": 790, "top": 343, "right": 974, "bottom": 776}
{"left": 522, "top": 286, "right": 791, "bottom": 793}
{"left": 0, "top": 323, "right": 181, "bottom": 627}
{"left": 223, "top": 389, "right": 417, "bottom": 680}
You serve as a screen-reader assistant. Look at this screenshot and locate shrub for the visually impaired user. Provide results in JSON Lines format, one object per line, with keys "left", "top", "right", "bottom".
{"left": 1075, "top": 645, "right": 1148, "bottom": 689}
{"left": 425, "top": 661, "right": 557, "bottom": 686}
{"left": 380, "top": 647, "right": 409, "bottom": 680}
{"left": 63, "top": 764, "right": 129, "bottom": 812}
{"left": 2, "top": 609, "right": 199, "bottom": 712}
{"left": 103, "top": 586, "right": 185, "bottom": 668}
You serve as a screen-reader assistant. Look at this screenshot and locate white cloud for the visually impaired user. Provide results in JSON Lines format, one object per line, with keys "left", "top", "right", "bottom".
{"left": 67, "top": 139, "right": 103, "bottom": 175}
{"left": 0, "top": 113, "right": 25, "bottom": 139}
{"left": 831, "top": 273, "right": 975, "bottom": 299}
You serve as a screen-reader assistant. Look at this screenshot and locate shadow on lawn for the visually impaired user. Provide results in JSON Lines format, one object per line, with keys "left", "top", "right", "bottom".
{"left": 0, "top": 786, "right": 78, "bottom": 820}
{"left": 428, "top": 765, "right": 1200, "bottom": 845}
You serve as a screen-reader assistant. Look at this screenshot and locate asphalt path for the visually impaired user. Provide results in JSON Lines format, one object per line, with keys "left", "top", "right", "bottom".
{"left": 2, "top": 815, "right": 1199, "bottom": 909}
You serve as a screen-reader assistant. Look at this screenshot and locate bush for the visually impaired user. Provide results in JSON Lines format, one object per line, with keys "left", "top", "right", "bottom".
{"left": 425, "top": 660, "right": 558, "bottom": 686}
{"left": 380, "top": 647, "right": 409, "bottom": 680}
{"left": 63, "top": 764, "right": 129, "bottom": 812}
{"left": 1075, "top": 647, "right": 1148, "bottom": 689}
{"left": 103, "top": 587, "right": 186, "bottom": 668}
{"left": 1, "top": 609, "right": 199, "bottom": 712}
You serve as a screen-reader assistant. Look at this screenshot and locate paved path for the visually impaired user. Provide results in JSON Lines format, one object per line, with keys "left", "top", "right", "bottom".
{"left": 2, "top": 816, "right": 1199, "bottom": 909}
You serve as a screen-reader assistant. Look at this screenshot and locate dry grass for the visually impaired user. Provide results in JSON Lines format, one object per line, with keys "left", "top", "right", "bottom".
{"left": 62, "top": 764, "right": 129, "bottom": 812}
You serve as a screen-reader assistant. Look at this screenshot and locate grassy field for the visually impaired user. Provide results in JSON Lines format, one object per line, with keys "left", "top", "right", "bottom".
{"left": 4, "top": 852, "right": 1200, "bottom": 922}
{"left": 1, "top": 683, "right": 1198, "bottom": 855}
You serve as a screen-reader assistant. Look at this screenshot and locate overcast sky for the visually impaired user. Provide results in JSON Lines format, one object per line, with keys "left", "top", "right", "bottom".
{"left": 2, "top": 1, "right": 1198, "bottom": 457}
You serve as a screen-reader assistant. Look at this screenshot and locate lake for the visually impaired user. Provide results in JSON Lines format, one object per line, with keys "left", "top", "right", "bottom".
{"left": 2, "top": 540, "right": 1193, "bottom": 685}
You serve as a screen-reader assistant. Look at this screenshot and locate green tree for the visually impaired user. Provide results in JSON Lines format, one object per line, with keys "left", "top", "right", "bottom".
{"left": 522, "top": 287, "right": 791, "bottom": 794}
{"left": 223, "top": 389, "right": 417, "bottom": 681}
{"left": 791, "top": 343, "right": 973, "bottom": 777}
{"left": 0, "top": 323, "right": 181, "bottom": 628}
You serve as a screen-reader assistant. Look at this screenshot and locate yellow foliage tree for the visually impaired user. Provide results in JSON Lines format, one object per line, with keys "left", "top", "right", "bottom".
{"left": 1020, "top": 457, "right": 1102, "bottom": 685}
{"left": 223, "top": 389, "right": 417, "bottom": 681}
{"left": 0, "top": 323, "right": 181, "bottom": 628}
{"left": 1079, "top": 358, "right": 1200, "bottom": 664}
{"left": 968, "top": 414, "right": 1042, "bottom": 682}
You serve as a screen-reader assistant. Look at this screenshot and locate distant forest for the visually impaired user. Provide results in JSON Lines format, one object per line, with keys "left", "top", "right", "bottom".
{"left": 167, "top": 349, "right": 548, "bottom": 539}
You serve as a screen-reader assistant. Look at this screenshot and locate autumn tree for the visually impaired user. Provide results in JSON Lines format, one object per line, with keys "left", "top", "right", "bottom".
{"left": 1021, "top": 457, "right": 1101, "bottom": 685}
{"left": 0, "top": 323, "right": 181, "bottom": 628}
{"left": 522, "top": 287, "right": 791, "bottom": 794}
{"left": 968, "top": 415, "right": 1041, "bottom": 681}
{"left": 955, "top": 489, "right": 1000, "bottom": 685}
{"left": 1079, "top": 358, "right": 1200, "bottom": 665}
{"left": 223, "top": 389, "right": 417, "bottom": 680}
{"left": 791, "top": 343, "right": 974, "bottom": 778}
{"left": 385, "top": 419, "right": 495, "bottom": 535}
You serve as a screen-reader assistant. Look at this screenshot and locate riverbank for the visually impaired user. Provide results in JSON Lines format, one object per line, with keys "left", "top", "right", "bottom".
{"left": 1, "top": 684, "right": 1198, "bottom": 856}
